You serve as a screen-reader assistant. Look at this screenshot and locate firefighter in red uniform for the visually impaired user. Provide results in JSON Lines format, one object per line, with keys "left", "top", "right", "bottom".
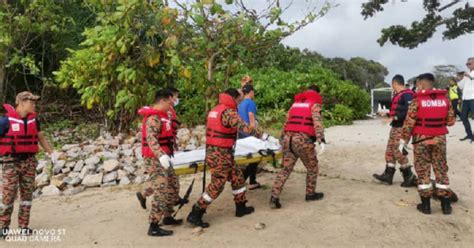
{"left": 138, "top": 89, "right": 181, "bottom": 236}
{"left": 186, "top": 88, "right": 275, "bottom": 228}
{"left": 373, "top": 75, "right": 417, "bottom": 187}
{"left": 270, "top": 85, "right": 326, "bottom": 209}
{"left": 400, "top": 73, "right": 456, "bottom": 215}
{"left": 1, "top": 92, "right": 58, "bottom": 238}
{"left": 135, "top": 87, "right": 187, "bottom": 217}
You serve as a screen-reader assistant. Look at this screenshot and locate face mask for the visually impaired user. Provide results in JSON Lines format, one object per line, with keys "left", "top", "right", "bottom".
{"left": 174, "top": 98, "right": 179, "bottom": 107}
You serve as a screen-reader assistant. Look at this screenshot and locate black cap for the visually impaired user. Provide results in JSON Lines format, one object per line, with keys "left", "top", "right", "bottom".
{"left": 242, "top": 84, "right": 254, "bottom": 94}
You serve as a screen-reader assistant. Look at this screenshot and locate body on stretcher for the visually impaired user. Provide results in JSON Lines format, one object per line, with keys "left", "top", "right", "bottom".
{"left": 172, "top": 137, "right": 282, "bottom": 175}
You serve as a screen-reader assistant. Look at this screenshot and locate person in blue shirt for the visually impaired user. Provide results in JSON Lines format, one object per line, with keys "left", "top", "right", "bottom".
{"left": 238, "top": 84, "right": 260, "bottom": 190}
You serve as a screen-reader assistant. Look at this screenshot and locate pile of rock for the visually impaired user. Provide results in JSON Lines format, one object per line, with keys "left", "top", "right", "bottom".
{"left": 34, "top": 126, "right": 207, "bottom": 197}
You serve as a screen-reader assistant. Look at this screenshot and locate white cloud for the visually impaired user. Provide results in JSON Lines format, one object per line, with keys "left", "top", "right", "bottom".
{"left": 272, "top": 0, "right": 474, "bottom": 82}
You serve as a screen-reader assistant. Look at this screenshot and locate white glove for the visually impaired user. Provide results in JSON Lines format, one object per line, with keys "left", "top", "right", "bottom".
{"left": 398, "top": 140, "right": 409, "bottom": 154}
{"left": 50, "top": 151, "right": 61, "bottom": 165}
{"left": 315, "top": 140, "right": 326, "bottom": 156}
{"left": 318, "top": 142, "right": 326, "bottom": 156}
{"left": 159, "top": 154, "right": 173, "bottom": 169}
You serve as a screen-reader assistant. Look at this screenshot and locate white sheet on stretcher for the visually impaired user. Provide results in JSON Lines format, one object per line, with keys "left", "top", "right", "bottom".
{"left": 173, "top": 137, "right": 281, "bottom": 166}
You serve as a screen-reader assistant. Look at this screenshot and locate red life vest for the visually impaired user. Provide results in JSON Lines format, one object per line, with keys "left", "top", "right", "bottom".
{"left": 0, "top": 104, "right": 39, "bottom": 155}
{"left": 389, "top": 89, "right": 414, "bottom": 117}
{"left": 412, "top": 89, "right": 449, "bottom": 136}
{"left": 284, "top": 90, "right": 323, "bottom": 138}
{"left": 139, "top": 106, "right": 174, "bottom": 157}
{"left": 206, "top": 93, "right": 238, "bottom": 148}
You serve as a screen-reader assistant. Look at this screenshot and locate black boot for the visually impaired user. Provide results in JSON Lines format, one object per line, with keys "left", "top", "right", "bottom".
{"left": 147, "top": 222, "right": 173, "bottom": 237}
{"left": 0, "top": 226, "right": 9, "bottom": 239}
{"left": 448, "top": 190, "right": 459, "bottom": 203}
{"left": 235, "top": 201, "right": 255, "bottom": 217}
{"left": 187, "top": 204, "right": 210, "bottom": 228}
{"left": 136, "top": 192, "right": 146, "bottom": 210}
{"left": 305, "top": 192, "right": 324, "bottom": 201}
{"left": 373, "top": 166, "right": 396, "bottom": 185}
{"left": 417, "top": 196, "right": 431, "bottom": 215}
{"left": 162, "top": 216, "right": 183, "bottom": 226}
{"left": 269, "top": 196, "right": 281, "bottom": 209}
{"left": 441, "top": 197, "right": 452, "bottom": 215}
{"left": 175, "top": 197, "right": 189, "bottom": 206}
{"left": 399, "top": 166, "right": 417, "bottom": 188}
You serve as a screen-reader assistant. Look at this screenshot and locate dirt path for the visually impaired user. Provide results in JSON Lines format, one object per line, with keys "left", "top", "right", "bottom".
{"left": 3, "top": 119, "right": 473, "bottom": 247}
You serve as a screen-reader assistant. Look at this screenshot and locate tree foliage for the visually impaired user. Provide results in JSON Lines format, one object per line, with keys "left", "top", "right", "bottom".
{"left": 361, "top": 0, "right": 474, "bottom": 48}
{"left": 55, "top": 0, "right": 187, "bottom": 131}
{"left": 0, "top": 0, "right": 93, "bottom": 103}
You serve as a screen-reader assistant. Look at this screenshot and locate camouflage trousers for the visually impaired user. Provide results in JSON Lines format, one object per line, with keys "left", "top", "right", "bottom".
{"left": 271, "top": 132, "right": 319, "bottom": 198}
{"left": 141, "top": 163, "right": 180, "bottom": 215}
{"left": 385, "top": 127, "right": 409, "bottom": 166}
{"left": 197, "top": 146, "right": 247, "bottom": 209}
{"left": 145, "top": 158, "right": 176, "bottom": 223}
{"left": 413, "top": 139, "right": 451, "bottom": 198}
{"left": 0, "top": 156, "right": 37, "bottom": 228}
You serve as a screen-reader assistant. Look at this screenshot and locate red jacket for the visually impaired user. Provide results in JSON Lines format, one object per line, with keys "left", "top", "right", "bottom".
{"left": 389, "top": 89, "right": 414, "bottom": 117}
{"left": 0, "top": 104, "right": 39, "bottom": 155}
{"left": 139, "top": 106, "right": 174, "bottom": 157}
{"left": 284, "top": 90, "right": 322, "bottom": 138}
{"left": 206, "top": 93, "right": 238, "bottom": 148}
{"left": 412, "top": 89, "right": 449, "bottom": 136}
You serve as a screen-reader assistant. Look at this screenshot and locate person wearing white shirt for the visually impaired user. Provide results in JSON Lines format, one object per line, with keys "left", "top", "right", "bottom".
{"left": 458, "top": 57, "right": 474, "bottom": 142}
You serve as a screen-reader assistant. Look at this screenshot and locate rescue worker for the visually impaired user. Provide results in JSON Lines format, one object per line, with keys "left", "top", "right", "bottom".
{"left": 270, "top": 85, "right": 326, "bottom": 209}
{"left": 448, "top": 79, "right": 461, "bottom": 119}
{"left": 186, "top": 88, "right": 276, "bottom": 228}
{"left": 136, "top": 87, "right": 187, "bottom": 216}
{"left": 400, "top": 73, "right": 456, "bottom": 215}
{"left": 0, "top": 92, "right": 59, "bottom": 238}
{"left": 373, "top": 75, "right": 417, "bottom": 187}
{"left": 138, "top": 89, "right": 179, "bottom": 236}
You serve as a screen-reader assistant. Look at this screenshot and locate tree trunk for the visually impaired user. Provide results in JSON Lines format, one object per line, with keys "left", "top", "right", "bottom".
{"left": 0, "top": 63, "right": 6, "bottom": 103}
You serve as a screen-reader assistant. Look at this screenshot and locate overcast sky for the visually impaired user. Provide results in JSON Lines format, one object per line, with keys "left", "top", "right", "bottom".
{"left": 233, "top": 0, "right": 474, "bottom": 83}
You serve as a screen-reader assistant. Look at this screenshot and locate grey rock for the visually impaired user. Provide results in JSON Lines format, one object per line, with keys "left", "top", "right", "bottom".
{"left": 101, "top": 181, "right": 117, "bottom": 187}
{"left": 117, "top": 169, "right": 128, "bottom": 180}
{"left": 79, "top": 166, "right": 90, "bottom": 180}
{"left": 63, "top": 186, "right": 86, "bottom": 196}
{"left": 122, "top": 149, "right": 133, "bottom": 157}
{"left": 41, "top": 185, "right": 61, "bottom": 196}
{"left": 66, "top": 162, "right": 76, "bottom": 168}
{"left": 134, "top": 147, "right": 142, "bottom": 160}
{"left": 73, "top": 160, "right": 85, "bottom": 172}
{"left": 61, "top": 167, "right": 71, "bottom": 174}
{"left": 133, "top": 176, "right": 144, "bottom": 184}
{"left": 68, "top": 172, "right": 80, "bottom": 178}
{"left": 83, "top": 145, "right": 98, "bottom": 153}
{"left": 102, "top": 171, "right": 118, "bottom": 183}
{"left": 85, "top": 156, "right": 100, "bottom": 166}
{"left": 62, "top": 144, "right": 80, "bottom": 151}
{"left": 53, "top": 164, "right": 63, "bottom": 175}
{"left": 64, "top": 176, "right": 81, "bottom": 186}
{"left": 124, "top": 166, "right": 136, "bottom": 175}
{"left": 33, "top": 188, "right": 42, "bottom": 199}
{"left": 119, "top": 176, "right": 130, "bottom": 185}
{"left": 35, "top": 173, "right": 49, "bottom": 187}
{"left": 36, "top": 160, "right": 48, "bottom": 173}
{"left": 82, "top": 173, "right": 103, "bottom": 187}
{"left": 103, "top": 159, "right": 120, "bottom": 172}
